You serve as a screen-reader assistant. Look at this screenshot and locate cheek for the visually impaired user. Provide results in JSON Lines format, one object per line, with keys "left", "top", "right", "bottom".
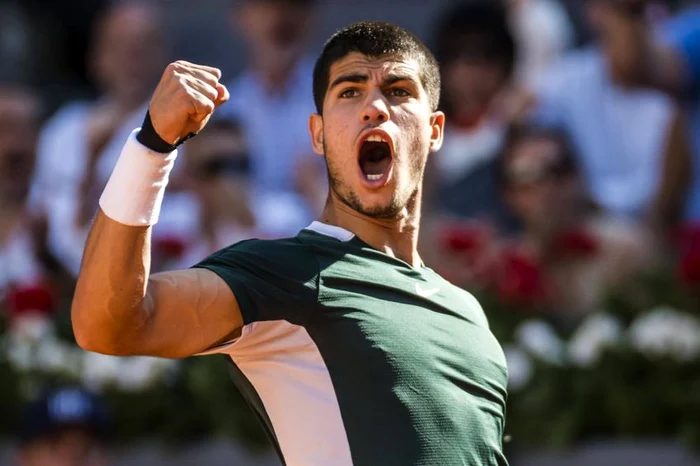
{"left": 323, "top": 120, "right": 356, "bottom": 167}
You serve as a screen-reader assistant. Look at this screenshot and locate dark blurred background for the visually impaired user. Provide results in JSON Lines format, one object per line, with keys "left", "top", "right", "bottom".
{"left": 1, "top": 0, "right": 700, "bottom": 464}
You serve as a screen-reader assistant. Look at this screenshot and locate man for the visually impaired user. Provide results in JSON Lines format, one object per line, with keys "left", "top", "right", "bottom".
{"left": 426, "top": 1, "right": 519, "bottom": 229}
{"left": 528, "top": 0, "right": 685, "bottom": 221}
{"left": 592, "top": 0, "right": 700, "bottom": 222}
{"left": 31, "top": 0, "right": 168, "bottom": 275}
{"left": 72, "top": 22, "right": 509, "bottom": 465}
{"left": 0, "top": 85, "right": 49, "bottom": 295}
{"left": 497, "top": 125, "right": 654, "bottom": 315}
{"left": 15, "top": 388, "right": 110, "bottom": 466}
{"left": 221, "top": 0, "right": 323, "bottom": 232}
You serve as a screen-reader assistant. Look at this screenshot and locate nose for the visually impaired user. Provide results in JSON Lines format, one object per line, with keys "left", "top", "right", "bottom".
{"left": 361, "top": 89, "right": 389, "bottom": 124}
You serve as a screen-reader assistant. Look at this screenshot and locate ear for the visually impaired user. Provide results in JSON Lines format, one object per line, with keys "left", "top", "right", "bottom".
{"left": 309, "top": 113, "right": 325, "bottom": 156}
{"left": 428, "top": 111, "right": 446, "bottom": 153}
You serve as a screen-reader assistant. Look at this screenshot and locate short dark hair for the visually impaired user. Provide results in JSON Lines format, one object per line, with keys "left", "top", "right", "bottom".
{"left": 434, "top": 1, "right": 516, "bottom": 77}
{"left": 312, "top": 21, "right": 440, "bottom": 114}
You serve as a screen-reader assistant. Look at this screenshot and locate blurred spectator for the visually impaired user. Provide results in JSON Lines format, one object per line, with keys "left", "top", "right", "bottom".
{"left": 15, "top": 387, "right": 110, "bottom": 466}
{"left": 497, "top": 125, "right": 654, "bottom": 315}
{"left": 528, "top": 0, "right": 688, "bottom": 223}
{"left": 159, "top": 119, "right": 258, "bottom": 270}
{"left": 507, "top": 0, "right": 576, "bottom": 86}
{"left": 220, "top": 0, "right": 322, "bottom": 234}
{"left": 425, "top": 1, "right": 521, "bottom": 232}
{"left": 596, "top": 0, "right": 700, "bottom": 224}
{"left": 0, "top": 85, "right": 49, "bottom": 297}
{"left": 29, "top": 1, "right": 168, "bottom": 276}
{"left": 166, "top": 119, "right": 316, "bottom": 270}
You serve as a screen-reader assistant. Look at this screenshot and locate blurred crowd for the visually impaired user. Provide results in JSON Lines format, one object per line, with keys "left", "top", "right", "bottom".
{"left": 1, "top": 0, "right": 700, "bottom": 460}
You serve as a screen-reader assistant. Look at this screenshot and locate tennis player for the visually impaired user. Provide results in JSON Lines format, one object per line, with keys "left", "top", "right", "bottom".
{"left": 72, "top": 21, "right": 509, "bottom": 466}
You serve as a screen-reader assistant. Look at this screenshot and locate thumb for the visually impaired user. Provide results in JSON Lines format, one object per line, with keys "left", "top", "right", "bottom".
{"left": 215, "top": 83, "right": 230, "bottom": 107}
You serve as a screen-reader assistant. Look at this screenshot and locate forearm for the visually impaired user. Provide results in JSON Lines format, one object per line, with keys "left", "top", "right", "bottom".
{"left": 602, "top": 4, "right": 686, "bottom": 94}
{"left": 649, "top": 109, "right": 691, "bottom": 232}
{"left": 72, "top": 126, "right": 177, "bottom": 353}
{"left": 603, "top": 14, "right": 651, "bottom": 85}
{"left": 72, "top": 210, "right": 152, "bottom": 353}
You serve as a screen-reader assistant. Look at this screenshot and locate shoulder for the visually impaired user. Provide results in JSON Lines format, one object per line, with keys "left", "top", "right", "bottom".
{"left": 433, "top": 272, "right": 491, "bottom": 329}
{"left": 40, "top": 101, "right": 91, "bottom": 141}
{"left": 194, "top": 236, "right": 320, "bottom": 325}
{"left": 203, "top": 236, "right": 318, "bottom": 272}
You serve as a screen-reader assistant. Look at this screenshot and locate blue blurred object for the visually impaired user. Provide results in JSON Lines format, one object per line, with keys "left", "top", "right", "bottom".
{"left": 18, "top": 387, "right": 111, "bottom": 445}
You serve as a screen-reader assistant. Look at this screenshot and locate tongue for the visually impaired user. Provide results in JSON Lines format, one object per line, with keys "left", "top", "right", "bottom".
{"left": 361, "top": 147, "right": 391, "bottom": 176}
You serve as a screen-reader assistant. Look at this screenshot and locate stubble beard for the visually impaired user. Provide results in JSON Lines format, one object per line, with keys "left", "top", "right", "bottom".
{"left": 323, "top": 142, "right": 424, "bottom": 220}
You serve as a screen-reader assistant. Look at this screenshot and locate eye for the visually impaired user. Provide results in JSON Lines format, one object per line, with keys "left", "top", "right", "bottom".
{"left": 389, "top": 88, "right": 411, "bottom": 98}
{"left": 339, "top": 88, "right": 359, "bottom": 98}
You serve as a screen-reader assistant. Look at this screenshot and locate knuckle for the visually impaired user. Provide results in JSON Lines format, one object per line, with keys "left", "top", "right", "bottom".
{"left": 165, "top": 62, "right": 180, "bottom": 74}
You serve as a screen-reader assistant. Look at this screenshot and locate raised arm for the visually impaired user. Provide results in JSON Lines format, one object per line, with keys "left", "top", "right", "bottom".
{"left": 72, "top": 61, "right": 243, "bottom": 358}
{"left": 598, "top": 0, "right": 692, "bottom": 95}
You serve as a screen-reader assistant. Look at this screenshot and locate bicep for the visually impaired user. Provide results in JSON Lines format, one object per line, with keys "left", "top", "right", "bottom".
{"left": 134, "top": 268, "right": 244, "bottom": 358}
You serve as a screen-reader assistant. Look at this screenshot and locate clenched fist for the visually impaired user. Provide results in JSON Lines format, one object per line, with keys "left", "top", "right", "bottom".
{"left": 148, "top": 61, "right": 229, "bottom": 145}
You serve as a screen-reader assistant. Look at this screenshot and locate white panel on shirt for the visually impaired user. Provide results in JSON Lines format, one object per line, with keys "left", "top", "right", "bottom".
{"left": 202, "top": 320, "right": 353, "bottom": 466}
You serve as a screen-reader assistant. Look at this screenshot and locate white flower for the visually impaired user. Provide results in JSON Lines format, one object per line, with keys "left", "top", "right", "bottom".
{"left": 81, "top": 352, "right": 123, "bottom": 392}
{"left": 6, "top": 340, "right": 34, "bottom": 371}
{"left": 117, "top": 357, "right": 179, "bottom": 392}
{"left": 503, "top": 345, "right": 533, "bottom": 390}
{"left": 629, "top": 306, "right": 700, "bottom": 362}
{"left": 568, "top": 313, "right": 622, "bottom": 367}
{"left": 515, "top": 319, "right": 564, "bottom": 365}
{"left": 10, "top": 315, "right": 54, "bottom": 343}
{"left": 34, "top": 339, "right": 82, "bottom": 376}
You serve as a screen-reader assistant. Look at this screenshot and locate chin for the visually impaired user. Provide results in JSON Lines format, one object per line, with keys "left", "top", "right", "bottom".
{"left": 356, "top": 198, "right": 404, "bottom": 219}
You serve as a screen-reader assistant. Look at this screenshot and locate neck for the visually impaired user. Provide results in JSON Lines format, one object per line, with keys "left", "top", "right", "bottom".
{"left": 251, "top": 50, "right": 300, "bottom": 94}
{"left": 319, "top": 189, "right": 423, "bottom": 269}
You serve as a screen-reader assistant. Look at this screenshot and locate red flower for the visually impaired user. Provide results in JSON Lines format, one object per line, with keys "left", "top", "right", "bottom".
{"left": 675, "top": 222, "right": 700, "bottom": 285}
{"left": 674, "top": 222, "right": 700, "bottom": 247}
{"left": 551, "top": 229, "right": 599, "bottom": 257}
{"left": 5, "top": 283, "right": 55, "bottom": 317}
{"left": 153, "top": 235, "right": 187, "bottom": 260}
{"left": 440, "top": 223, "right": 491, "bottom": 253}
{"left": 679, "top": 249, "right": 700, "bottom": 285}
{"left": 494, "top": 248, "right": 547, "bottom": 306}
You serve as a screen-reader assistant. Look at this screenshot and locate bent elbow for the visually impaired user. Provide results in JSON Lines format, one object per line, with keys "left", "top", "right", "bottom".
{"left": 71, "top": 298, "right": 140, "bottom": 356}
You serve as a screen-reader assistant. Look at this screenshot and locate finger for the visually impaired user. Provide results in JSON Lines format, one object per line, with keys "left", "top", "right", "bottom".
{"left": 181, "top": 74, "right": 219, "bottom": 102}
{"left": 174, "top": 60, "right": 222, "bottom": 81}
{"left": 185, "top": 88, "right": 216, "bottom": 122}
{"left": 181, "top": 66, "right": 223, "bottom": 89}
{"left": 214, "top": 83, "right": 230, "bottom": 107}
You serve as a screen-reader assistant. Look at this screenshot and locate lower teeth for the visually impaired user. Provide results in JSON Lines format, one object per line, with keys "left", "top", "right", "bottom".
{"left": 367, "top": 174, "right": 382, "bottom": 181}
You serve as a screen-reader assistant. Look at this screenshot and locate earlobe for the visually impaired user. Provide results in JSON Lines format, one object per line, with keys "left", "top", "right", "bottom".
{"left": 309, "top": 113, "right": 325, "bottom": 156}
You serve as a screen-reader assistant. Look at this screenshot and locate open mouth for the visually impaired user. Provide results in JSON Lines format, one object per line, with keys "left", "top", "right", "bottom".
{"left": 358, "top": 134, "right": 393, "bottom": 185}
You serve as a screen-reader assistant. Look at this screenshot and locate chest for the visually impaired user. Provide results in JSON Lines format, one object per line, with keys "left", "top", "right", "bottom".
{"left": 314, "top": 263, "right": 507, "bottom": 395}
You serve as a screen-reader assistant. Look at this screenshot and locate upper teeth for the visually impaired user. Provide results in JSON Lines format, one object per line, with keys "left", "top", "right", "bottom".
{"left": 366, "top": 134, "right": 388, "bottom": 144}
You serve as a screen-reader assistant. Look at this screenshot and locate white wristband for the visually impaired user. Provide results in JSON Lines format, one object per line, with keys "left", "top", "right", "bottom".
{"left": 98, "top": 129, "right": 178, "bottom": 226}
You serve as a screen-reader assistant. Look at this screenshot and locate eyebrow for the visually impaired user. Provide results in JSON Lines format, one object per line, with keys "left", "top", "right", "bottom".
{"left": 329, "top": 73, "right": 420, "bottom": 92}
{"left": 383, "top": 75, "right": 419, "bottom": 87}
{"left": 329, "top": 73, "right": 368, "bottom": 91}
